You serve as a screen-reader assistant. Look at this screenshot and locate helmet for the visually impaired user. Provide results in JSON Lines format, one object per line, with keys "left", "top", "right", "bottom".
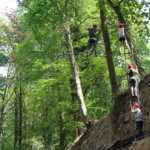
{"left": 118, "top": 23, "right": 123, "bottom": 28}
{"left": 134, "top": 103, "right": 140, "bottom": 108}
{"left": 128, "top": 64, "right": 132, "bottom": 69}
{"left": 93, "top": 24, "right": 98, "bottom": 27}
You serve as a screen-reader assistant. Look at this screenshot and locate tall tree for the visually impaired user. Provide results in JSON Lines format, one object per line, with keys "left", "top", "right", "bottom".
{"left": 99, "top": 0, "right": 119, "bottom": 95}
{"left": 106, "top": 0, "right": 146, "bottom": 78}
{"left": 0, "top": 0, "right": 149, "bottom": 149}
{"left": 64, "top": 26, "right": 88, "bottom": 125}
{"left": 18, "top": 0, "right": 89, "bottom": 125}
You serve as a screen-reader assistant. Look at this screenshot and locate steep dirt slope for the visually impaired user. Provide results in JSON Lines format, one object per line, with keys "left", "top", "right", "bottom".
{"left": 71, "top": 74, "right": 150, "bottom": 150}
{"left": 129, "top": 136, "right": 150, "bottom": 150}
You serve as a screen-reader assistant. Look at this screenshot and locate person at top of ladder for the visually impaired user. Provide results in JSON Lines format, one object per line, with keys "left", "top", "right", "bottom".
{"left": 118, "top": 23, "right": 131, "bottom": 55}
{"left": 84, "top": 24, "right": 98, "bottom": 57}
{"left": 126, "top": 64, "right": 138, "bottom": 96}
{"left": 131, "top": 103, "right": 144, "bottom": 140}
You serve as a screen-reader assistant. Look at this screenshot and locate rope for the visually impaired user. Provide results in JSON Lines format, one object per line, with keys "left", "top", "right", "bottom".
{"left": 2, "top": 51, "right": 150, "bottom": 58}
{"left": 0, "top": 23, "right": 149, "bottom": 28}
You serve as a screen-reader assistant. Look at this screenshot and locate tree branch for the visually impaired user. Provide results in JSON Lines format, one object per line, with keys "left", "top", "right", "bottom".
{"left": 107, "top": 0, "right": 125, "bottom": 7}
{"left": 119, "top": 0, "right": 125, "bottom": 5}
{"left": 55, "top": 2, "right": 66, "bottom": 19}
{"left": 17, "top": 0, "right": 33, "bottom": 11}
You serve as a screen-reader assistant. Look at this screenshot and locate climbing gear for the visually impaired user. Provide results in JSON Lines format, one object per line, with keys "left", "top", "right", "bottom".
{"left": 118, "top": 23, "right": 123, "bottom": 28}
{"left": 93, "top": 24, "right": 97, "bottom": 27}
{"left": 128, "top": 64, "right": 132, "bottom": 69}
{"left": 134, "top": 103, "right": 140, "bottom": 108}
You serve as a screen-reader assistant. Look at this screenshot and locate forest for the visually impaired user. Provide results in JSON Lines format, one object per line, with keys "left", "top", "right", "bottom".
{"left": 0, "top": 0, "right": 150, "bottom": 149}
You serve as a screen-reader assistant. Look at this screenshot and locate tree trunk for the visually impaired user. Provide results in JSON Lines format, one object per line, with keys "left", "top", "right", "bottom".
{"left": 0, "top": 100, "right": 5, "bottom": 135}
{"left": 59, "top": 112, "right": 66, "bottom": 150}
{"left": 0, "top": 75, "right": 10, "bottom": 135}
{"left": 14, "top": 87, "right": 19, "bottom": 149}
{"left": 70, "top": 78, "right": 82, "bottom": 138}
{"left": 107, "top": 0, "right": 146, "bottom": 79}
{"left": 64, "top": 26, "right": 88, "bottom": 125}
{"left": 42, "top": 106, "right": 52, "bottom": 150}
{"left": 18, "top": 86, "right": 23, "bottom": 149}
{"left": 14, "top": 84, "right": 23, "bottom": 150}
{"left": 100, "top": 7, "right": 120, "bottom": 95}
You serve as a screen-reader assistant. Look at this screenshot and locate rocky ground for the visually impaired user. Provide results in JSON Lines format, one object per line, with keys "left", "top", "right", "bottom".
{"left": 70, "top": 74, "right": 150, "bottom": 150}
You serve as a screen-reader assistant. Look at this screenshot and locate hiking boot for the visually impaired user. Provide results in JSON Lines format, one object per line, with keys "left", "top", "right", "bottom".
{"left": 134, "top": 93, "right": 138, "bottom": 97}
{"left": 137, "top": 136, "right": 144, "bottom": 141}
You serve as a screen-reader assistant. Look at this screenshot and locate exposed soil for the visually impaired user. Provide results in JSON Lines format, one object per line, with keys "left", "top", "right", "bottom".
{"left": 70, "top": 74, "right": 150, "bottom": 150}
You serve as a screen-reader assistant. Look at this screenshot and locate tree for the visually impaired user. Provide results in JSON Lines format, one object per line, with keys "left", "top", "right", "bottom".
{"left": 0, "top": 0, "right": 149, "bottom": 149}
{"left": 99, "top": 0, "right": 119, "bottom": 95}
{"left": 106, "top": 0, "right": 146, "bottom": 78}
{"left": 64, "top": 26, "right": 88, "bottom": 125}
{"left": 18, "top": 0, "right": 89, "bottom": 125}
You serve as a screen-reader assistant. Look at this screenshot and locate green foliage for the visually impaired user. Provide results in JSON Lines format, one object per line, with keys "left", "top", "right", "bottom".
{"left": 28, "top": 137, "right": 45, "bottom": 150}
{"left": 0, "top": 53, "right": 8, "bottom": 67}
{"left": 0, "top": 0, "right": 149, "bottom": 149}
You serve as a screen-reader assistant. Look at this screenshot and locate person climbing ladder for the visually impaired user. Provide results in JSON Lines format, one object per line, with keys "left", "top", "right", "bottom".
{"left": 84, "top": 24, "right": 98, "bottom": 57}
{"left": 118, "top": 23, "right": 131, "bottom": 55}
{"left": 131, "top": 103, "right": 144, "bottom": 140}
{"left": 126, "top": 64, "right": 138, "bottom": 96}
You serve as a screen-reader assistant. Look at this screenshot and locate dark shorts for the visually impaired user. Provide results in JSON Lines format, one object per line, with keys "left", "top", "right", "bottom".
{"left": 89, "top": 37, "right": 96, "bottom": 43}
{"left": 129, "top": 77, "right": 136, "bottom": 88}
{"left": 119, "top": 36, "right": 126, "bottom": 42}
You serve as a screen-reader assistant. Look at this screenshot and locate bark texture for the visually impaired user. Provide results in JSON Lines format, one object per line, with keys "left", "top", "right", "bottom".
{"left": 65, "top": 27, "right": 88, "bottom": 125}
{"left": 100, "top": 6, "right": 119, "bottom": 95}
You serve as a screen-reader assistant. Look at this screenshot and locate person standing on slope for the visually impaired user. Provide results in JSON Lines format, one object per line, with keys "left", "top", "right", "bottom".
{"left": 84, "top": 24, "right": 98, "bottom": 57}
{"left": 118, "top": 23, "right": 131, "bottom": 55}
